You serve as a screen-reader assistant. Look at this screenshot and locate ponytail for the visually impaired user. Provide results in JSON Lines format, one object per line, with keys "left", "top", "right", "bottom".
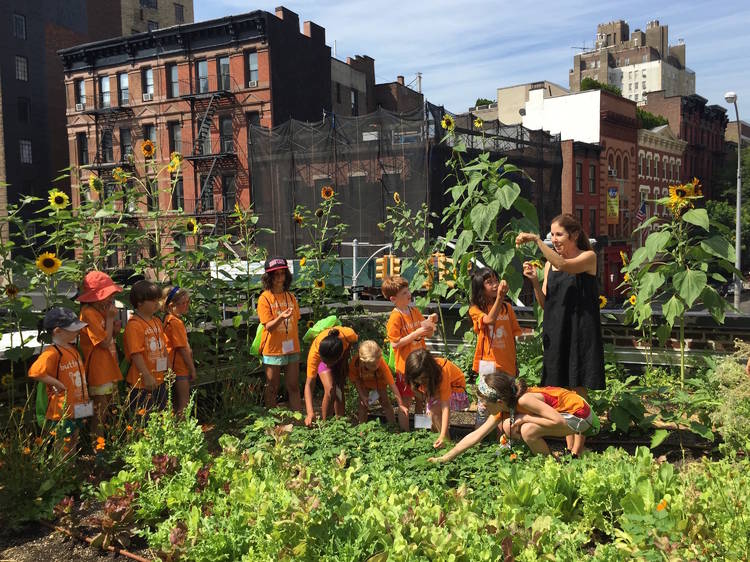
{"left": 319, "top": 329, "right": 344, "bottom": 363}
{"left": 482, "top": 372, "right": 527, "bottom": 410}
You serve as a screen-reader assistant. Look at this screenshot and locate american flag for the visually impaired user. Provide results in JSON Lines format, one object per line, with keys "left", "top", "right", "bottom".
{"left": 635, "top": 200, "right": 647, "bottom": 223}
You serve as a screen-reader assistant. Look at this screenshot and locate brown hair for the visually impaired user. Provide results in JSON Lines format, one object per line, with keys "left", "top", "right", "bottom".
{"left": 404, "top": 349, "right": 442, "bottom": 399}
{"left": 381, "top": 275, "right": 409, "bottom": 299}
{"left": 480, "top": 372, "right": 528, "bottom": 411}
{"left": 129, "top": 280, "right": 161, "bottom": 308}
{"left": 551, "top": 213, "right": 591, "bottom": 251}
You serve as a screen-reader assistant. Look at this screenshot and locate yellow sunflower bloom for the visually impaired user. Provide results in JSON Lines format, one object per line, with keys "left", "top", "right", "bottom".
{"left": 293, "top": 212, "right": 304, "bottom": 225}
{"left": 599, "top": 295, "right": 607, "bottom": 309}
{"left": 620, "top": 250, "right": 628, "bottom": 264}
{"left": 1, "top": 374, "right": 12, "bottom": 387}
{"left": 186, "top": 218, "right": 199, "bottom": 235}
{"left": 88, "top": 174, "right": 104, "bottom": 192}
{"left": 48, "top": 189, "right": 69, "bottom": 210}
{"left": 314, "top": 279, "right": 325, "bottom": 290}
{"left": 629, "top": 295, "right": 637, "bottom": 306}
{"left": 473, "top": 117, "right": 483, "bottom": 129}
{"left": 36, "top": 252, "right": 62, "bottom": 275}
{"left": 624, "top": 272, "right": 630, "bottom": 283}
{"left": 441, "top": 114, "right": 455, "bottom": 131}
{"left": 170, "top": 152, "right": 183, "bottom": 163}
{"left": 167, "top": 160, "right": 179, "bottom": 174}
{"left": 393, "top": 192, "right": 401, "bottom": 204}
{"left": 321, "top": 185, "right": 334, "bottom": 200}
{"left": 300, "top": 256, "right": 307, "bottom": 267}
{"left": 141, "top": 139, "right": 155, "bottom": 158}
{"left": 112, "top": 167, "right": 127, "bottom": 185}
{"left": 307, "top": 320, "right": 315, "bottom": 329}
{"left": 234, "top": 203, "right": 242, "bottom": 215}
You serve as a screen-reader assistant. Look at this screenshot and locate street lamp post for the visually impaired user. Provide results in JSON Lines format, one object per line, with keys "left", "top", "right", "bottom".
{"left": 724, "top": 91, "right": 742, "bottom": 310}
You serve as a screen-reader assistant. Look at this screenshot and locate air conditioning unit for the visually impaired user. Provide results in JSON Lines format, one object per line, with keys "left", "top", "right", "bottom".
{"left": 247, "top": 80, "right": 258, "bottom": 88}
{"left": 75, "top": 103, "right": 85, "bottom": 111}
{"left": 608, "top": 167, "right": 617, "bottom": 177}
{"left": 142, "top": 92, "right": 153, "bottom": 102}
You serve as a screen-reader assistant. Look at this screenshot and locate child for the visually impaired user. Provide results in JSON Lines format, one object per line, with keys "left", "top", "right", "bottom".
{"left": 304, "top": 327, "right": 358, "bottom": 426}
{"left": 256, "top": 257, "right": 302, "bottom": 412}
{"left": 123, "top": 280, "right": 168, "bottom": 413}
{"left": 28, "top": 308, "right": 92, "bottom": 452}
{"left": 382, "top": 275, "right": 438, "bottom": 417}
{"left": 348, "top": 340, "right": 410, "bottom": 430}
{"left": 162, "top": 286, "right": 197, "bottom": 416}
{"left": 469, "top": 267, "right": 522, "bottom": 427}
{"left": 77, "top": 271, "right": 123, "bottom": 441}
{"left": 429, "top": 372, "right": 600, "bottom": 462}
{"left": 404, "top": 349, "right": 468, "bottom": 449}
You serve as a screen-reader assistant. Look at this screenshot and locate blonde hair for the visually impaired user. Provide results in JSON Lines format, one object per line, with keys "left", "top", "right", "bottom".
{"left": 162, "top": 286, "right": 190, "bottom": 312}
{"left": 358, "top": 340, "right": 382, "bottom": 364}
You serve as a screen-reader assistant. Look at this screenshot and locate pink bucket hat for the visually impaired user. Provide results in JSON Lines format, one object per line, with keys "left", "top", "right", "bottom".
{"left": 77, "top": 271, "right": 123, "bottom": 303}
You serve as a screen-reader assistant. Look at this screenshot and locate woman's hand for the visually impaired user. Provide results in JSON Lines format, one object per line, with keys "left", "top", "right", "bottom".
{"left": 515, "top": 232, "right": 540, "bottom": 246}
{"left": 522, "top": 261, "right": 539, "bottom": 281}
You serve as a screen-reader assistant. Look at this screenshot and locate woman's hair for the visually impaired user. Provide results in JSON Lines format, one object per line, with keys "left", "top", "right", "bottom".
{"left": 470, "top": 267, "right": 501, "bottom": 312}
{"left": 261, "top": 268, "right": 293, "bottom": 291}
{"left": 551, "top": 213, "right": 591, "bottom": 251}
{"left": 162, "top": 286, "right": 189, "bottom": 313}
{"left": 358, "top": 340, "right": 382, "bottom": 364}
{"left": 404, "top": 349, "right": 442, "bottom": 398}
{"left": 479, "top": 372, "right": 528, "bottom": 411}
{"left": 129, "top": 280, "right": 161, "bottom": 308}
{"left": 319, "top": 329, "right": 345, "bottom": 364}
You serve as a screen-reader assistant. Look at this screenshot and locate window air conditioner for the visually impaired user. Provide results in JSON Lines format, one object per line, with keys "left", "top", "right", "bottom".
{"left": 247, "top": 80, "right": 258, "bottom": 88}
{"left": 608, "top": 167, "right": 617, "bottom": 177}
{"left": 142, "top": 93, "right": 153, "bottom": 102}
{"left": 75, "top": 103, "right": 85, "bottom": 111}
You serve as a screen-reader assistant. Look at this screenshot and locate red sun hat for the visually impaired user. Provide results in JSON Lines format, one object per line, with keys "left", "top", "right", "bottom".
{"left": 264, "top": 257, "right": 289, "bottom": 273}
{"left": 77, "top": 271, "right": 123, "bottom": 303}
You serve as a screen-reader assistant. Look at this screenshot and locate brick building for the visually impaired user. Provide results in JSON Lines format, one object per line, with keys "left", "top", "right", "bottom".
{"left": 560, "top": 140, "right": 600, "bottom": 238}
{"left": 643, "top": 91, "right": 728, "bottom": 198}
{"left": 59, "top": 7, "right": 332, "bottom": 242}
{"left": 637, "top": 124, "right": 687, "bottom": 226}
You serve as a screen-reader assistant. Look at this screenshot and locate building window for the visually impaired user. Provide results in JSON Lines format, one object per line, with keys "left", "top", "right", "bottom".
{"left": 13, "top": 13, "right": 26, "bottom": 39}
{"left": 75, "top": 79, "right": 86, "bottom": 106}
{"left": 140, "top": 0, "right": 157, "bottom": 7}
{"left": 647, "top": 156, "right": 651, "bottom": 177}
{"left": 351, "top": 90, "right": 359, "bottom": 116}
{"left": 172, "top": 176, "right": 184, "bottom": 210}
{"left": 588, "top": 164, "right": 596, "bottom": 193}
{"left": 623, "top": 156, "right": 629, "bottom": 180}
{"left": 222, "top": 175, "right": 236, "bottom": 211}
{"left": 168, "top": 122, "right": 182, "bottom": 154}
{"left": 142, "top": 68, "right": 154, "bottom": 96}
{"left": 174, "top": 3, "right": 184, "bottom": 23}
{"left": 118, "top": 73, "right": 129, "bottom": 105}
{"left": 589, "top": 208, "right": 596, "bottom": 236}
{"left": 576, "top": 208, "right": 583, "bottom": 225}
{"left": 99, "top": 75, "right": 110, "bottom": 108}
{"left": 615, "top": 156, "right": 622, "bottom": 178}
{"left": 197, "top": 60, "right": 208, "bottom": 93}
{"left": 77, "top": 134, "right": 88, "bottom": 165}
{"left": 19, "top": 140, "right": 32, "bottom": 163}
{"left": 120, "top": 128, "right": 132, "bottom": 159}
{"left": 15, "top": 56, "right": 28, "bottom": 81}
{"left": 167, "top": 63, "right": 179, "bottom": 98}
{"left": 664, "top": 160, "right": 668, "bottom": 179}
{"left": 199, "top": 175, "right": 214, "bottom": 210}
{"left": 575, "top": 162, "right": 582, "bottom": 193}
{"left": 218, "top": 56, "right": 230, "bottom": 90}
{"left": 246, "top": 52, "right": 258, "bottom": 84}
{"left": 18, "top": 98, "right": 30, "bottom": 123}
{"left": 634, "top": 81, "right": 638, "bottom": 90}
{"left": 246, "top": 111, "right": 260, "bottom": 144}
{"left": 101, "top": 131, "right": 114, "bottom": 162}
{"left": 642, "top": 81, "right": 646, "bottom": 90}
{"left": 220, "top": 116, "right": 233, "bottom": 152}
{"left": 148, "top": 21, "right": 159, "bottom": 32}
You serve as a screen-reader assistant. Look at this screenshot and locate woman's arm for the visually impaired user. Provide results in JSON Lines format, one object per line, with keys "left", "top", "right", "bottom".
{"left": 516, "top": 232, "right": 597, "bottom": 275}
{"left": 429, "top": 415, "right": 499, "bottom": 462}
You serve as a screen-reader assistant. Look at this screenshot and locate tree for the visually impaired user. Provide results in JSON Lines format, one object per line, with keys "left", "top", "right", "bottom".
{"left": 637, "top": 108, "right": 668, "bottom": 130}
{"left": 580, "top": 77, "right": 622, "bottom": 97}
{"left": 474, "top": 98, "right": 494, "bottom": 108}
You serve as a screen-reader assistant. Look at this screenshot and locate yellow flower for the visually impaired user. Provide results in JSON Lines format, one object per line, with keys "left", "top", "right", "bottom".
{"left": 656, "top": 498, "right": 667, "bottom": 511}
{"left": 22, "top": 446, "right": 31, "bottom": 455}
{"left": 629, "top": 295, "right": 637, "bottom": 306}
{"left": 5, "top": 284, "right": 19, "bottom": 299}
{"left": 393, "top": 192, "right": 401, "bottom": 204}
{"left": 167, "top": 160, "right": 179, "bottom": 174}
{"left": 293, "top": 212, "right": 303, "bottom": 225}
{"left": 186, "top": 218, "right": 199, "bottom": 235}
{"left": 141, "top": 139, "right": 155, "bottom": 158}
{"left": 619, "top": 251, "right": 628, "bottom": 264}
{"left": 48, "top": 189, "right": 69, "bottom": 210}
{"left": 441, "top": 114, "right": 455, "bottom": 131}
{"left": 1, "top": 374, "right": 12, "bottom": 387}
{"left": 668, "top": 183, "right": 694, "bottom": 214}
{"left": 314, "top": 279, "right": 325, "bottom": 290}
{"left": 307, "top": 320, "right": 315, "bottom": 329}
{"left": 88, "top": 174, "right": 104, "bottom": 192}
{"left": 624, "top": 272, "right": 630, "bottom": 283}
{"left": 300, "top": 256, "right": 307, "bottom": 267}
{"left": 95, "top": 436, "right": 106, "bottom": 451}
{"left": 36, "top": 252, "right": 62, "bottom": 275}
{"left": 473, "top": 117, "right": 483, "bottom": 129}
{"left": 599, "top": 295, "right": 607, "bottom": 309}
{"left": 234, "top": 203, "right": 242, "bottom": 215}
{"left": 170, "top": 152, "right": 183, "bottom": 163}
{"left": 112, "top": 167, "right": 127, "bottom": 184}
{"left": 321, "top": 185, "right": 334, "bottom": 200}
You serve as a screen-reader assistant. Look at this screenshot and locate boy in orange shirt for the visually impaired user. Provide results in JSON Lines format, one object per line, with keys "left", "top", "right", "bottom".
{"left": 77, "top": 271, "right": 123, "bottom": 441}
{"left": 29, "top": 308, "right": 92, "bottom": 453}
{"left": 123, "top": 280, "right": 168, "bottom": 413}
{"left": 382, "top": 276, "right": 437, "bottom": 418}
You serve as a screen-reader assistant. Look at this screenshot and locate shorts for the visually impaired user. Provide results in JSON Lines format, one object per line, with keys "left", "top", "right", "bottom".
{"left": 427, "top": 390, "right": 469, "bottom": 413}
{"left": 560, "top": 411, "right": 600, "bottom": 437}
{"left": 89, "top": 382, "right": 116, "bottom": 396}
{"left": 49, "top": 418, "right": 84, "bottom": 435}
{"left": 394, "top": 372, "right": 414, "bottom": 399}
{"left": 174, "top": 374, "right": 191, "bottom": 382}
{"left": 263, "top": 353, "right": 300, "bottom": 366}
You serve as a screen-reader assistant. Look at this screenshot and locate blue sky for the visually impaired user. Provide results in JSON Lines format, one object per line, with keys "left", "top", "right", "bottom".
{"left": 195, "top": 0, "right": 747, "bottom": 119}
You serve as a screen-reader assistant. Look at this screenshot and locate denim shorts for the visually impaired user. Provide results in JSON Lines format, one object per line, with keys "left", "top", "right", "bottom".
{"left": 263, "top": 353, "right": 300, "bottom": 366}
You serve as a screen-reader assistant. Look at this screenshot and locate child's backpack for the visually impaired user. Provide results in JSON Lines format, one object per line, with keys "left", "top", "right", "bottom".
{"left": 302, "top": 315, "right": 340, "bottom": 344}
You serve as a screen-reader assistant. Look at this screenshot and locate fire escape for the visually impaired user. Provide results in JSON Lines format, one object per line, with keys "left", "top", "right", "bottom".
{"left": 85, "top": 90, "right": 140, "bottom": 183}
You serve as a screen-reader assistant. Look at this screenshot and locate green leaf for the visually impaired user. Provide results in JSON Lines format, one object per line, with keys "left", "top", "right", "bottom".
{"left": 453, "top": 230, "right": 473, "bottom": 259}
{"left": 672, "top": 269, "right": 707, "bottom": 308}
{"left": 700, "top": 285, "right": 726, "bottom": 324}
{"left": 495, "top": 181, "right": 521, "bottom": 210}
{"left": 688, "top": 421, "right": 714, "bottom": 441}
{"left": 628, "top": 246, "right": 649, "bottom": 270}
{"left": 681, "top": 208, "right": 709, "bottom": 231}
{"left": 650, "top": 429, "right": 669, "bottom": 449}
{"left": 639, "top": 271, "right": 665, "bottom": 301}
{"left": 470, "top": 201, "right": 500, "bottom": 239}
{"left": 700, "top": 236, "right": 734, "bottom": 262}
{"left": 662, "top": 296, "right": 684, "bottom": 328}
{"left": 644, "top": 230, "right": 671, "bottom": 260}
{"left": 453, "top": 141, "right": 467, "bottom": 153}
{"left": 511, "top": 196, "right": 539, "bottom": 231}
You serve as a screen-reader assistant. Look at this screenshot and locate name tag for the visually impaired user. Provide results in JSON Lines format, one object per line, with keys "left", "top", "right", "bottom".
{"left": 414, "top": 413, "right": 432, "bottom": 429}
{"left": 478, "top": 360, "right": 496, "bottom": 376}
{"left": 74, "top": 401, "right": 94, "bottom": 419}
{"left": 368, "top": 390, "right": 380, "bottom": 406}
{"left": 156, "top": 356, "right": 167, "bottom": 372}
{"left": 281, "top": 339, "right": 295, "bottom": 354}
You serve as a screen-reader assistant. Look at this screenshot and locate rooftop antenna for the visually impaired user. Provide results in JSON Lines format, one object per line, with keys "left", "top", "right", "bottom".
{"left": 333, "top": 39, "right": 337, "bottom": 58}
{"left": 571, "top": 42, "right": 588, "bottom": 51}
{"left": 406, "top": 72, "right": 422, "bottom": 93}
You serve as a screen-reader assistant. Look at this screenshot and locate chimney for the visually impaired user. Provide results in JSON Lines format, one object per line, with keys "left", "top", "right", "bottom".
{"left": 397, "top": 75, "right": 404, "bottom": 85}
{"left": 275, "top": 6, "right": 299, "bottom": 30}
{"left": 303, "top": 20, "right": 325, "bottom": 44}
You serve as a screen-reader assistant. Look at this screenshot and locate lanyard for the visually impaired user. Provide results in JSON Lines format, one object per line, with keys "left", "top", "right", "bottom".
{"left": 268, "top": 291, "right": 291, "bottom": 333}
{"left": 53, "top": 344, "right": 88, "bottom": 402}
{"left": 134, "top": 312, "right": 163, "bottom": 353}
{"left": 399, "top": 306, "right": 420, "bottom": 341}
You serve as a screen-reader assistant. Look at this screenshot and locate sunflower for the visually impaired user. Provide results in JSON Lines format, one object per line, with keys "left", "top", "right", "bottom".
{"left": 529, "top": 259, "right": 543, "bottom": 269}
{"left": 234, "top": 203, "right": 242, "bottom": 215}
{"left": 5, "top": 284, "right": 19, "bottom": 299}
{"left": 599, "top": 295, "right": 607, "bottom": 309}
{"left": 307, "top": 320, "right": 315, "bottom": 329}
{"left": 624, "top": 272, "right": 630, "bottom": 283}
{"left": 48, "top": 189, "right": 69, "bottom": 210}
{"left": 112, "top": 167, "right": 128, "bottom": 185}
{"left": 300, "top": 256, "right": 307, "bottom": 267}
{"left": 141, "top": 139, "right": 155, "bottom": 158}
{"left": 314, "top": 279, "right": 325, "bottom": 290}
{"left": 1, "top": 374, "right": 12, "bottom": 387}
{"left": 36, "top": 252, "right": 62, "bottom": 275}
{"left": 321, "top": 185, "right": 334, "bottom": 200}
{"left": 393, "top": 192, "right": 401, "bottom": 204}
{"left": 170, "top": 152, "right": 183, "bottom": 163}
{"left": 441, "top": 114, "right": 455, "bottom": 131}
{"left": 186, "top": 218, "right": 199, "bottom": 235}
{"left": 167, "top": 160, "right": 179, "bottom": 174}
{"left": 619, "top": 251, "right": 628, "bottom": 264}
{"left": 629, "top": 295, "right": 637, "bottom": 306}
{"left": 315, "top": 208, "right": 324, "bottom": 218}
{"left": 88, "top": 174, "right": 104, "bottom": 192}
{"left": 473, "top": 117, "right": 483, "bottom": 129}
{"left": 293, "top": 212, "right": 304, "bottom": 225}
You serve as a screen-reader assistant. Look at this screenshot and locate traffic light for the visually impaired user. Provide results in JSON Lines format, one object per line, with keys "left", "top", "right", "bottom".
{"left": 390, "top": 255, "right": 401, "bottom": 276}
{"left": 375, "top": 256, "right": 387, "bottom": 280}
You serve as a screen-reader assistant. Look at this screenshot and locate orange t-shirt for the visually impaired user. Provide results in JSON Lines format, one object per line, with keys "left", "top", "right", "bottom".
{"left": 79, "top": 305, "right": 121, "bottom": 386}
{"left": 469, "top": 302, "right": 522, "bottom": 375}
{"left": 417, "top": 358, "right": 466, "bottom": 401}
{"left": 493, "top": 387, "right": 590, "bottom": 420}
{"left": 306, "top": 327, "right": 358, "bottom": 379}
{"left": 164, "top": 313, "right": 190, "bottom": 377}
{"left": 347, "top": 354, "right": 395, "bottom": 390}
{"left": 123, "top": 314, "right": 168, "bottom": 389}
{"left": 28, "top": 344, "right": 88, "bottom": 420}
{"left": 386, "top": 306, "right": 426, "bottom": 376}
{"left": 256, "top": 290, "right": 301, "bottom": 356}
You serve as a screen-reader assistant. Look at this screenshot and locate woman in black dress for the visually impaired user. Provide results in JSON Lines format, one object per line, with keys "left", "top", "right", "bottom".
{"left": 515, "top": 213, "right": 605, "bottom": 456}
